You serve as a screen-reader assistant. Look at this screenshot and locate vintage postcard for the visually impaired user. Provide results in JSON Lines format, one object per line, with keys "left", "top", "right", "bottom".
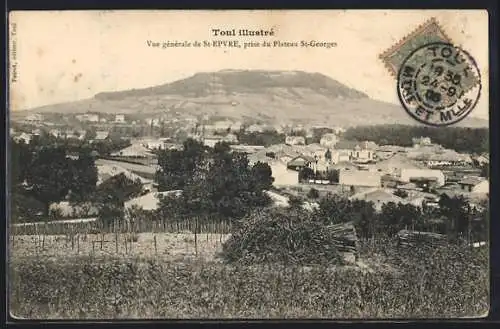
{"left": 8, "top": 10, "right": 490, "bottom": 319}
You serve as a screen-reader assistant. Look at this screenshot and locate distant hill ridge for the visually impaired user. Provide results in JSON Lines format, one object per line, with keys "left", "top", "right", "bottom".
{"left": 20, "top": 69, "right": 488, "bottom": 128}
{"left": 94, "top": 70, "right": 369, "bottom": 101}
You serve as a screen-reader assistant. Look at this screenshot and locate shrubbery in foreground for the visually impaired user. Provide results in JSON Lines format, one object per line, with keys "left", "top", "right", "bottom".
{"left": 10, "top": 243, "right": 488, "bottom": 319}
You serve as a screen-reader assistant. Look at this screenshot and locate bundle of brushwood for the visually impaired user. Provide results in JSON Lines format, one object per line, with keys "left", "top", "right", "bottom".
{"left": 222, "top": 208, "right": 359, "bottom": 266}
{"left": 397, "top": 229, "right": 447, "bottom": 248}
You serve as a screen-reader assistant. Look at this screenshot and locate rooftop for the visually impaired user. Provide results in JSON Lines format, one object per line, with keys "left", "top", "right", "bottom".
{"left": 125, "top": 190, "right": 183, "bottom": 211}
{"left": 458, "top": 176, "right": 487, "bottom": 186}
{"left": 349, "top": 188, "right": 407, "bottom": 204}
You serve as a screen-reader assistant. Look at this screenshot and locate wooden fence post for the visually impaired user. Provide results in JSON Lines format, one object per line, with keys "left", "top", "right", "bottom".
{"left": 154, "top": 235, "right": 157, "bottom": 256}
{"left": 115, "top": 219, "right": 119, "bottom": 254}
{"left": 194, "top": 217, "right": 198, "bottom": 257}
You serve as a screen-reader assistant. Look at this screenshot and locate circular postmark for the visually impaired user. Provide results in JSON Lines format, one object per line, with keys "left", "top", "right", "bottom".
{"left": 397, "top": 42, "right": 481, "bottom": 126}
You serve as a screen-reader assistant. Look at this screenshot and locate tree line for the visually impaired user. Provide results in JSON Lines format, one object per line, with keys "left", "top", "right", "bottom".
{"left": 343, "top": 124, "right": 488, "bottom": 154}
{"left": 10, "top": 136, "right": 142, "bottom": 223}
{"left": 300, "top": 190, "right": 488, "bottom": 242}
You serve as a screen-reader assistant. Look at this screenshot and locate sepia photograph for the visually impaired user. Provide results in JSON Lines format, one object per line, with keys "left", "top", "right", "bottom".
{"left": 7, "top": 10, "right": 490, "bottom": 319}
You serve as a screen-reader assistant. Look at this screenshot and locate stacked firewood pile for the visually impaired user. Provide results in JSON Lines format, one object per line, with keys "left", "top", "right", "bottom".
{"left": 397, "top": 229, "right": 447, "bottom": 248}
{"left": 326, "top": 222, "right": 359, "bottom": 254}
{"left": 222, "top": 208, "right": 359, "bottom": 265}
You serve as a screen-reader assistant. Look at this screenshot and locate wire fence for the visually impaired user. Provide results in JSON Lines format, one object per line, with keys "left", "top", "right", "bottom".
{"left": 10, "top": 216, "right": 233, "bottom": 236}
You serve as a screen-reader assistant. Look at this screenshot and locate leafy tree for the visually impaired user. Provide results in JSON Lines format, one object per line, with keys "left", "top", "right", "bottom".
{"left": 10, "top": 138, "right": 32, "bottom": 187}
{"left": 251, "top": 162, "right": 274, "bottom": 190}
{"left": 325, "top": 149, "right": 332, "bottom": 161}
{"left": 204, "top": 146, "right": 269, "bottom": 219}
{"left": 326, "top": 169, "right": 339, "bottom": 183}
{"left": 310, "top": 128, "right": 334, "bottom": 144}
{"left": 85, "top": 127, "right": 97, "bottom": 140}
{"left": 95, "top": 173, "right": 143, "bottom": 206}
{"left": 379, "top": 202, "right": 422, "bottom": 235}
{"left": 156, "top": 139, "right": 271, "bottom": 221}
{"left": 155, "top": 149, "right": 190, "bottom": 190}
{"left": 24, "top": 146, "right": 74, "bottom": 215}
{"left": 307, "top": 188, "right": 320, "bottom": 199}
{"left": 94, "top": 173, "right": 144, "bottom": 226}
{"left": 68, "top": 151, "right": 98, "bottom": 203}
{"left": 156, "top": 138, "right": 208, "bottom": 191}
{"left": 438, "top": 194, "right": 473, "bottom": 238}
{"left": 298, "top": 167, "right": 314, "bottom": 182}
{"left": 236, "top": 130, "right": 286, "bottom": 147}
{"left": 11, "top": 193, "right": 46, "bottom": 223}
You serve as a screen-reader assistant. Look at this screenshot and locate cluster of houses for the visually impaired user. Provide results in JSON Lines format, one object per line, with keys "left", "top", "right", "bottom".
{"left": 237, "top": 136, "right": 489, "bottom": 213}
{"left": 15, "top": 116, "right": 488, "bottom": 221}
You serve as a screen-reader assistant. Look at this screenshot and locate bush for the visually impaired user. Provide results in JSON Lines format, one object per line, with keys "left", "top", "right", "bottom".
{"left": 221, "top": 208, "right": 351, "bottom": 266}
{"left": 307, "top": 188, "right": 320, "bottom": 199}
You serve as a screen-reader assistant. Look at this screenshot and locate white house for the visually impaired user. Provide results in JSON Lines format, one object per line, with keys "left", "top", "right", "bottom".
{"left": 76, "top": 113, "right": 99, "bottom": 122}
{"left": 49, "top": 129, "right": 63, "bottom": 138}
{"left": 458, "top": 177, "right": 489, "bottom": 193}
{"left": 246, "top": 124, "right": 266, "bottom": 133}
{"left": 333, "top": 126, "right": 346, "bottom": 135}
{"left": 334, "top": 141, "right": 377, "bottom": 163}
{"left": 374, "top": 154, "right": 426, "bottom": 176}
{"left": 111, "top": 144, "right": 155, "bottom": 158}
{"left": 146, "top": 118, "right": 161, "bottom": 127}
{"left": 138, "top": 138, "right": 172, "bottom": 150}
{"left": 115, "top": 114, "right": 126, "bottom": 123}
{"left": 203, "top": 136, "right": 224, "bottom": 148}
{"left": 230, "top": 122, "right": 243, "bottom": 132}
{"left": 13, "top": 132, "right": 33, "bottom": 144}
{"left": 412, "top": 137, "right": 432, "bottom": 147}
{"left": 320, "top": 133, "right": 338, "bottom": 148}
{"left": 94, "top": 131, "right": 110, "bottom": 141}
{"left": 285, "top": 136, "right": 306, "bottom": 146}
{"left": 223, "top": 133, "right": 239, "bottom": 144}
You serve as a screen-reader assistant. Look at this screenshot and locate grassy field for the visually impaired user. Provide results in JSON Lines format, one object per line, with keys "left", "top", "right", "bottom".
{"left": 9, "top": 234, "right": 489, "bottom": 319}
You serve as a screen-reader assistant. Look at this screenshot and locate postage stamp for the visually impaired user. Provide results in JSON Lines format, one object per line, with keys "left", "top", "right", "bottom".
{"left": 397, "top": 42, "right": 482, "bottom": 126}
{"left": 379, "top": 18, "right": 453, "bottom": 77}
{"left": 380, "top": 17, "right": 482, "bottom": 126}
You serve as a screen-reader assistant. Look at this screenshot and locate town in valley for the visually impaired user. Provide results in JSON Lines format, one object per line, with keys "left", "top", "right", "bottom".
{"left": 9, "top": 70, "right": 489, "bottom": 318}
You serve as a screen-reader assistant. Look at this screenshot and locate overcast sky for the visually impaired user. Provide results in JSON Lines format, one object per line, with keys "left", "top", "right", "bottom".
{"left": 9, "top": 10, "right": 489, "bottom": 120}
